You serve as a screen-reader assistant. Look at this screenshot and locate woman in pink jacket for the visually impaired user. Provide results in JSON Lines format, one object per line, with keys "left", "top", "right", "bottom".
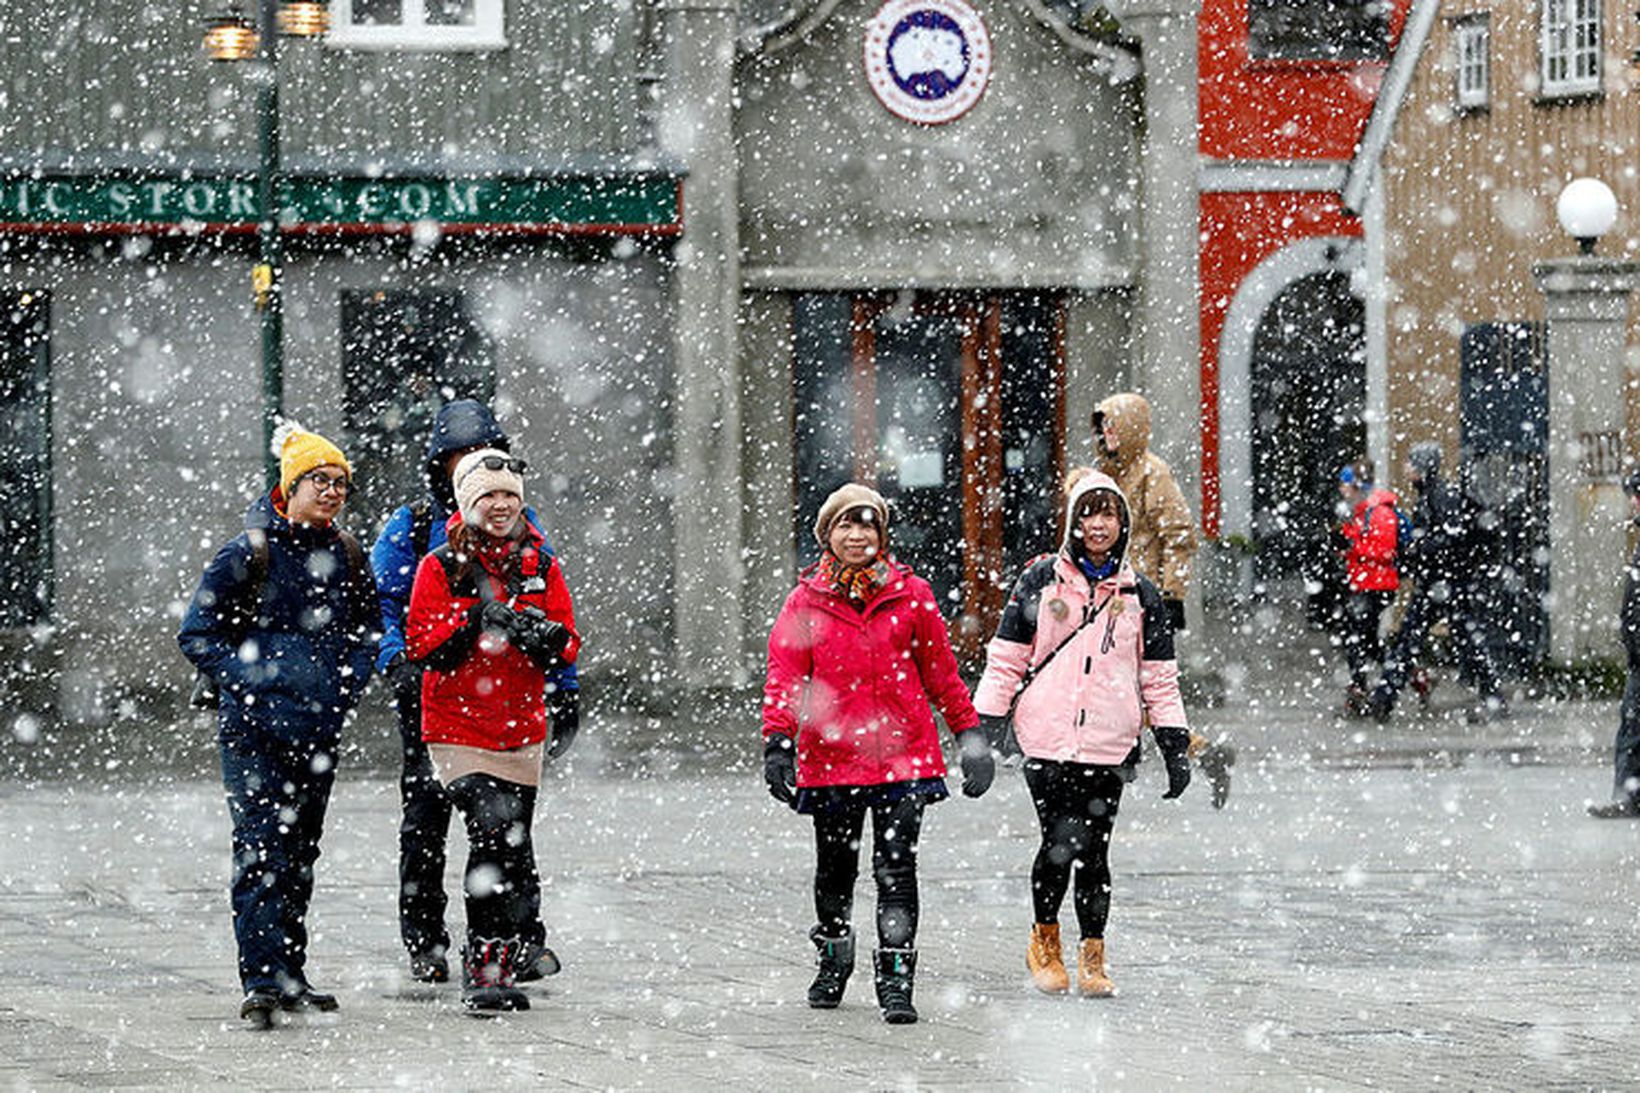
{"left": 973, "top": 470, "right": 1192, "bottom": 998}
{"left": 762, "top": 482, "right": 993, "bottom": 1025}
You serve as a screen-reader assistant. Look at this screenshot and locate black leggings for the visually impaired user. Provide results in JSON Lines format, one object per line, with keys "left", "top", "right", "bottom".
{"left": 1023, "top": 759, "right": 1124, "bottom": 940}
{"left": 812, "top": 795, "right": 926, "bottom": 948}
{"left": 445, "top": 773, "right": 539, "bottom": 943}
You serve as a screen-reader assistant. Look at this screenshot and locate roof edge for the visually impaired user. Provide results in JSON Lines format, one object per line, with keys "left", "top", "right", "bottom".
{"left": 1341, "top": 0, "right": 1440, "bottom": 214}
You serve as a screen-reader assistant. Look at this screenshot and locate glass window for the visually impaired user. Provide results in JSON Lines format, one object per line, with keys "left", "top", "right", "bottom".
{"left": 327, "top": 0, "right": 503, "bottom": 50}
{"left": 1454, "top": 16, "right": 1490, "bottom": 109}
{"left": 1540, "top": 0, "right": 1601, "bottom": 97}
{"left": 1248, "top": 0, "right": 1389, "bottom": 62}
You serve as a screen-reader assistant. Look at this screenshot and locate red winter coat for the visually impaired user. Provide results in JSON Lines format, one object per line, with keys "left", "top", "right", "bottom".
{"left": 762, "top": 560, "right": 979, "bottom": 788}
{"left": 407, "top": 518, "right": 580, "bottom": 751}
{"left": 1341, "top": 487, "right": 1400, "bottom": 593}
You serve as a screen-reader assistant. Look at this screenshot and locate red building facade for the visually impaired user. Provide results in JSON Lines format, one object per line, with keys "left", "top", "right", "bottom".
{"left": 1197, "top": 0, "right": 1409, "bottom": 578}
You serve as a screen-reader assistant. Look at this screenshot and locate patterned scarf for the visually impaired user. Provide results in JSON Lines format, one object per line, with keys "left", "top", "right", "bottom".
{"left": 821, "top": 551, "right": 891, "bottom": 606}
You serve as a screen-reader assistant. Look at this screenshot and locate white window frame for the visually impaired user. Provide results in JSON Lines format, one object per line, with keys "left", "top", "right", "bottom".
{"left": 325, "top": 0, "right": 507, "bottom": 52}
{"left": 1454, "top": 16, "right": 1490, "bottom": 110}
{"left": 1539, "top": 0, "right": 1601, "bottom": 97}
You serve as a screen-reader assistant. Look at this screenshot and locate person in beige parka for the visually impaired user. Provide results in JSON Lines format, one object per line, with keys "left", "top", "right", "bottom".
{"left": 1081, "top": 392, "right": 1236, "bottom": 807}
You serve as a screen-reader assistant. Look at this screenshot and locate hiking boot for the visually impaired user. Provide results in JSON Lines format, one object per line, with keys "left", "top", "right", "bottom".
{"left": 1026, "top": 923, "right": 1070, "bottom": 995}
{"left": 240, "top": 988, "right": 281, "bottom": 1029}
{"left": 1588, "top": 799, "right": 1640, "bottom": 820}
{"left": 515, "top": 941, "right": 561, "bottom": 982}
{"left": 462, "top": 937, "right": 530, "bottom": 1014}
{"left": 409, "top": 950, "right": 450, "bottom": 984}
{"left": 1077, "top": 938, "right": 1115, "bottom": 998}
{"left": 279, "top": 986, "right": 339, "bottom": 1013}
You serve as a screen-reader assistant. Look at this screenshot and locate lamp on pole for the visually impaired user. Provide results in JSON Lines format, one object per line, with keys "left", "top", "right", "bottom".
{"left": 203, "top": 2, "right": 329, "bottom": 487}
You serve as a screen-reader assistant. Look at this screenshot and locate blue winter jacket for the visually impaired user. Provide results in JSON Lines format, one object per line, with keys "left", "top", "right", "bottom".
{"left": 178, "top": 493, "right": 379, "bottom": 740}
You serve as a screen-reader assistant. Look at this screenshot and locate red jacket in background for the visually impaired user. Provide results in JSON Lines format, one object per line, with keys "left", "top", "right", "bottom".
{"left": 762, "top": 559, "right": 979, "bottom": 788}
{"left": 1341, "top": 487, "right": 1400, "bottom": 593}
{"left": 407, "top": 518, "right": 580, "bottom": 751}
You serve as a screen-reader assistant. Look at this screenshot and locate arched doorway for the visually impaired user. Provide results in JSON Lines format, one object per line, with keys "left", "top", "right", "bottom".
{"left": 1248, "top": 271, "right": 1365, "bottom": 598}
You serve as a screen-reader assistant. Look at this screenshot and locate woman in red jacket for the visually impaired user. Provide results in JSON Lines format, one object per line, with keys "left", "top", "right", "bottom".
{"left": 406, "top": 449, "right": 580, "bottom": 1014}
{"left": 1338, "top": 460, "right": 1400, "bottom": 715}
{"left": 762, "top": 483, "right": 993, "bottom": 1025}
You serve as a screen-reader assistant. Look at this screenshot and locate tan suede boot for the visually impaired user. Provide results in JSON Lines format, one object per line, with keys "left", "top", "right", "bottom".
{"left": 1077, "top": 937, "right": 1115, "bottom": 998}
{"left": 1026, "top": 923, "right": 1070, "bottom": 994}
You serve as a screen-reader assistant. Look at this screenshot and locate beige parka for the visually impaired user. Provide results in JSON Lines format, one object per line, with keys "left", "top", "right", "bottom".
{"left": 1085, "top": 392, "right": 1199, "bottom": 601}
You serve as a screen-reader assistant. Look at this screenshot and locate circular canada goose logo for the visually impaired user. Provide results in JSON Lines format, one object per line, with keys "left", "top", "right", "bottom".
{"left": 863, "top": 0, "right": 992, "bottom": 126}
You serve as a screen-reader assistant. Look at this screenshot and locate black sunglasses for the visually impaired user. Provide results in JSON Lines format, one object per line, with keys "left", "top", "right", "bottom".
{"left": 457, "top": 454, "right": 527, "bottom": 486}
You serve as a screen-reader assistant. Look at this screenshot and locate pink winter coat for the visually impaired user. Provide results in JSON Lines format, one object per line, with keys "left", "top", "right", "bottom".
{"left": 973, "top": 471, "right": 1188, "bottom": 764}
{"left": 762, "top": 559, "right": 980, "bottom": 788}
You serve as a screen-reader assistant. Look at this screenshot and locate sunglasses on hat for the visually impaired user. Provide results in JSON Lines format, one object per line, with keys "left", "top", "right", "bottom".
{"left": 458, "top": 454, "right": 528, "bottom": 487}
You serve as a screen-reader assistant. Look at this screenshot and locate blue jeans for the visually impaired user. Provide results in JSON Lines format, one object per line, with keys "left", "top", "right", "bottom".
{"left": 219, "top": 722, "right": 338, "bottom": 995}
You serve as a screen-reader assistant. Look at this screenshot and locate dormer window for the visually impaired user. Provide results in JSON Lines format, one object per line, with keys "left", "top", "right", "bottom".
{"left": 326, "top": 0, "right": 506, "bottom": 51}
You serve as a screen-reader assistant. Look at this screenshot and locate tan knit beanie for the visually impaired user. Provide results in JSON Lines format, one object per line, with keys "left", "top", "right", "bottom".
{"left": 453, "top": 448, "right": 526, "bottom": 524}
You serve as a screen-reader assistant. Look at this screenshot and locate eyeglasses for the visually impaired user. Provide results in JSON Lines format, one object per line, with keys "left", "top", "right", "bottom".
{"left": 457, "top": 454, "right": 528, "bottom": 487}
{"left": 302, "top": 472, "right": 351, "bottom": 497}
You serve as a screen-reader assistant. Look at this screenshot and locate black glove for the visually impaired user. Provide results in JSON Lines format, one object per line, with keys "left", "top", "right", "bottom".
{"left": 1154, "top": 726, "right": 1192, "bottom": 799}
{"left": 546, "top": 689, "right": 580, "bottom": 760}
{"left": 1164, "top": 598, "right": 1187, "bottom": 634}
{"left": 512, "top": 605, "right": 571, "bottom": 668}
{"left": 386, "top": 653, "right": 423, "bottom": 705}
{"left": 764, "top": 735, "right": 797, "bottom": 806}
{"left": 957, "top": 729, "right": 994, "bottom": 798}
{"left": 978, "top": 713, "right": 1020, "bottom": 758}
{"left": 471, "top": 599, "right": 517, "bottom": 635}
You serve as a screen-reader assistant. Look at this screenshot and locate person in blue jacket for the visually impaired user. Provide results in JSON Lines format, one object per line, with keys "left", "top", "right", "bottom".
{"left": 370, "top": 399, "right": 579, "bottom": 984}
{"left": 178, "top": 428, "right": 379, "bottom": 1028}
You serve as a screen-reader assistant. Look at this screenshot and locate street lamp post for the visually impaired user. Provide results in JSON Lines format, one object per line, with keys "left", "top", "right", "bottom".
{"left": 204, "top": 2, "right": 328, "bottom": 487}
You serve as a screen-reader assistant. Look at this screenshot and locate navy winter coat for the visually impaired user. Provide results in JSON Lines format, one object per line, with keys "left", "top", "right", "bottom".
{"left": 179, "top": 492, "right": 379, "bottom": 739}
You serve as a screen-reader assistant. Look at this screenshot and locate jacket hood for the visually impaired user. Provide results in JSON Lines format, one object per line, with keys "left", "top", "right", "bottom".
{"left": 1094, "top": 392, "right": 1152, "bottom": 468}
{"left": 424, "top": 400, "right": 510, "bottom": 512}
{"left": 1061, "top": 469, "right": 1130, "bottom": 567}
{"left": 1408, "top": 442, "right": 1443, "bottom": 483}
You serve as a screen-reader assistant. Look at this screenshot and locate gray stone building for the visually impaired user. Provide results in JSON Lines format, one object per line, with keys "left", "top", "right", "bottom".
{"left": 0, "top": 0, "right": 1196, "bottom": 727}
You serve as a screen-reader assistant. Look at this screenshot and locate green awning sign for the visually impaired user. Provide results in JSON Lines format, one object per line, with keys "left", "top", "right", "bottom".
{"left": 0, "top": 173, "right": 681, "bottom": 235}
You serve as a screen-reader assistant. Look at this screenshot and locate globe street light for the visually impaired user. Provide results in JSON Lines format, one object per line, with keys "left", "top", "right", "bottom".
{"left": 203, "top": 2, "right": 328, "bottom": 486}
{"left": 1555, "top": 177, "right": 1618, "bottom": 257}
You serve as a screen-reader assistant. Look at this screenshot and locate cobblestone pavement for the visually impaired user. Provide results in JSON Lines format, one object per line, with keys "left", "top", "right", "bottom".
{"left": 3, "top": 629, "right": 1639, "bottom": 1090}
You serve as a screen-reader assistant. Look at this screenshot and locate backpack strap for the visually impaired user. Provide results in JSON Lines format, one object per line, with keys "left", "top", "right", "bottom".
{"left": 336, "top": 529, "right": 372, "bottom": 629}
{"left": 409, "top": 500, "right": 434, "bottom": 559}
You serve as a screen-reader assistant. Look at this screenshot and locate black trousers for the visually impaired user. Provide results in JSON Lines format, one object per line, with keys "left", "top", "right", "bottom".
{"left": 445, "top": 773, "right": 541, "bottom": 944}
{"left": 1343, "top": 590, "right": 1393, "bottom": 688}
{"left": 1023, "top": 759, "right": 1124, "bottom": 940}
{"left": 395, "top": 676, "right": 545, "bottom": 955}
{"left": 1614, "top": 670, "right": 1640, "bottom": 805}
{"left": 393, "top": 672, "right": 453, "bottom": 959}
{"left": 811, "top": 795, "right": 927, "bottom": 949}
{"left": 1380, "top": 578, "right": 1499, "bottom": 701}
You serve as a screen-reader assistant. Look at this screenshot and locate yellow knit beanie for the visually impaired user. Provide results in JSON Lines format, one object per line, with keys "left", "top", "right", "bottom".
{"left": 278, "top": 428, "right": 351, "bottom": 498}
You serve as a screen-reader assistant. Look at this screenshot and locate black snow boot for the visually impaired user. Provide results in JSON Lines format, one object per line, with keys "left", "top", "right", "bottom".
{"left": 873, "top": 948, "right": 918, "bottom": 1024}
{"left": 461, "top": 937, "right": 530, "bottom": 1015}
{"left": 807, "top": 926, "right": 855, "bottom": 1009}
{"left": 240, "top": 987, "right": 281, "bottom": 1029}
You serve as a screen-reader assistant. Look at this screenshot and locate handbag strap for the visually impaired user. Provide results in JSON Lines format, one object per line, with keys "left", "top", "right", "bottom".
{"left": 1006, "top": 589, "right": 1118, "bottom": 717}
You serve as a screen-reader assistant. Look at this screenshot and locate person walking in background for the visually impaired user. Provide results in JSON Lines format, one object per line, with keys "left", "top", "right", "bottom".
{"left": 1367, "top": 443, "right": 1503, "bottom": 723}
{"left": 973, "top": 470, "right": 1192, "bottom": 998}
{"left": 1337, "top": 460, "right": 1399, "bottom": 718}
{"left": 1090, "top": 393, "right": 1233, "bottom": 807}
{"left": 1589, "top": 466, "right": 1640, "bottom": 819}
{"left": 406, "top": 449, "right": 580, "bottom": 1014}
{"left": 370, "top": 399, "right": 575, "bottom": 985}
{"left": 762, "top": 483, "right": 993, "bottom": 1025}
{"left": 178, "top": 427, "right": 378, "bottom": 1028}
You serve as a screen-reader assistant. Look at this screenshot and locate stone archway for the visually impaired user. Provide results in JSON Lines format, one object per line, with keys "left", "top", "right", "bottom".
{"left": 1247, "top": 270, "right": 1366, "bottom": 583}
